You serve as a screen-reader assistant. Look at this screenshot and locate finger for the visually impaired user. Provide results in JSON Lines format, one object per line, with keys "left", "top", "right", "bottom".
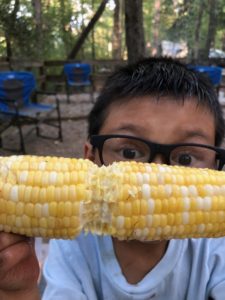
{"left": 0, "top": 232, "right": 31, "bottom": 251}
{"left": 0, "top": 239, "right": 33, "bottom": 273}
{"left": 0, "top": 240, "right": 39, "bottom": 290}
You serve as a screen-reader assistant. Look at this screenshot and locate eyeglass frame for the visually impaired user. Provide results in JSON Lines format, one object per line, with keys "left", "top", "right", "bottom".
{"left": 90, "top": 134, "right": 225, "bottom": 170}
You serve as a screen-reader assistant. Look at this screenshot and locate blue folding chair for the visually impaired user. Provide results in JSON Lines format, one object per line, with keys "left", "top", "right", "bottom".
{"left": 188, "top": 65, "right": 223, "bottom": 93}
{"left": 63, "top": 63, "right": 94, "bottom": 103}
{"left": 0, "top": 71, "right": 62, "bottom": 153}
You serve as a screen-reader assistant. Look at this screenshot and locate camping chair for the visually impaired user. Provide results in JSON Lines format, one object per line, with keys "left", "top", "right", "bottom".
{"left": 63, "top": 63, "right": 94, "bottom": 103}
{"left": 188, "top": 65, "right": 223, "bottom": 95}
{"left": 0, "top": 71, "right": 62, "bottom": 153}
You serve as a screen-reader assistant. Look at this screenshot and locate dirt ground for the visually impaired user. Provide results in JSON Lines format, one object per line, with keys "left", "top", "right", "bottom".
{"left": 1, "top": 89, "right": 225, "bottom": 158}
{"left": 0, "top": 93, "right": 95, "bottom": 158}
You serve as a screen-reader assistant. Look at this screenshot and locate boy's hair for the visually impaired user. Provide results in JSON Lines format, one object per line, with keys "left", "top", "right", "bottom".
{"left": 88, "top": 57, "right": 225, "bottom": 146}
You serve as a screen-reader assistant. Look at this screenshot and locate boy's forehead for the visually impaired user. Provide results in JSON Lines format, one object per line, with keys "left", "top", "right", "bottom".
{"left": 106, "top": 95, "right": 211, "bottom": 115}
{"left": 100, "top": 95, "right": 216, "bottom": 144}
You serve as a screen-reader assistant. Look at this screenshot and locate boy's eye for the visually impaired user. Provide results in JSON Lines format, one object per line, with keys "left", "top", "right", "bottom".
{"left": 171, "top": 146, "right": 218, "bottom": 168}
{"left": 172, "top": 150, "right": 200, "bottom": 167}
{"left": 102, "top": 138, "right": 149, "bottom": 163}
{"left": 121, "top": 148, "right": 142, "bottom": 160}
{"left": 177, "top": 153, "right": 192, "bottom": 166}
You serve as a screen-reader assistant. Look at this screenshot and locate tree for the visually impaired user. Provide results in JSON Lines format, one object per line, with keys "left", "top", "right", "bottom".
{"left": 193, "top": 0, "right": 205, "bottom": 62}
{"left": 124, "top": 0, "right": 145, "bottom": 63}
{"left": 32, "top": 0, "right": 43, "bottom": 55}
{"left": 202, "top": 0, "right": 217, "bottom": 61}
{"left": 151, "top": 0, "right": 161, "bottom": 56}
{"left": 0, "top": 0, "right": 20, "bottom": 61}
{"left": 112, "top": 0, "right": 122, "bottom": 59}
{"left": 91, "top": 0, "right": 96, "bottom": 59}
{"left": 0, "top": 0, "right": 224, "bottom": 63}
{"left": 67, "top": 0, "right": 108, "bottom": 59}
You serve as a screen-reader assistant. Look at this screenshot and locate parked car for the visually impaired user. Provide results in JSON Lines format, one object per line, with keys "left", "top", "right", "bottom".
{"left": 209, "top": 48, "right": 225, "bottom": 59}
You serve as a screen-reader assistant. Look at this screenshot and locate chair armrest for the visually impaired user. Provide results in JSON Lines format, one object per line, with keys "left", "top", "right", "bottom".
{"left": 0, "top": 97, "right": 21, "bottom": 107}
{"left": 0, "top": 98, "right": 20, "bottom": 114}
{"left": 0, "top": 98, "right": 17, "bottom": 105}
{"left": 35, "top": 90, "right": 57, "bottom": 96}
{"left": 33, "top": 90, "right": 60, "bottom": 107}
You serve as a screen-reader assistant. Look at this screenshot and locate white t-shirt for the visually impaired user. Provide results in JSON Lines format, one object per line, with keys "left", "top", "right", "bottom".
{"left": 42, "top": 233, "right": 225, "bottom": 300}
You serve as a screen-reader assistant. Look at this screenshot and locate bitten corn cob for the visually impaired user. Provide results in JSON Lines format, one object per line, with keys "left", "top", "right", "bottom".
{"left": 1, "top": 155, "right": 225, "bottom": 241}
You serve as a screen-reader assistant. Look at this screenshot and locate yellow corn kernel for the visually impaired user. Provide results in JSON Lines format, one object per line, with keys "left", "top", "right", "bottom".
{"left": 1, "top": 156, "right": 225, "bottom": 241}
{"left": 24, "top": 203, "right": 34, "bottom": 217}
{"left": 124, "top": 202, "right": 132, "bottom": 217}
{"left": 132, "top": 199, "right": 140, "bottom": 215}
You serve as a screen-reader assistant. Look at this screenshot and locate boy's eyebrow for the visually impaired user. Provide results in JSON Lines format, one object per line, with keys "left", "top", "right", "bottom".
{"left": 179, "top": 130, "right": 213, "bottom": 142}
{"left": 106, "top": 124, "right": 213, "bottom": 143}
{"left": 108, "top": 124, "right": 146, "bottom": 134}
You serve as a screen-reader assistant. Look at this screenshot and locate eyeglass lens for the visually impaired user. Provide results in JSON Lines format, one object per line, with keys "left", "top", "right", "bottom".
{"left": 101, "top": 137, "right": 217, "bottom": 168}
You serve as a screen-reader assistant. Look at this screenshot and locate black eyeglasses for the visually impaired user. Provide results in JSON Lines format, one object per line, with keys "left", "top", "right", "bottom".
{"left": 90, "top": 134, "right": 225, "bottom": 170}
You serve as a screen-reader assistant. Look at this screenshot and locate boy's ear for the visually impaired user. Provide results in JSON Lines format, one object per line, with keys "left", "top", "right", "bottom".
{"left": 84, "top": 141, "right": 95, "bottom": 161}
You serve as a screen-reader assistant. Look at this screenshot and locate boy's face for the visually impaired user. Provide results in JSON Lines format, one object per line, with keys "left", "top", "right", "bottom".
{"left": 85, "top": 96, "right": 216, "bottom": 166}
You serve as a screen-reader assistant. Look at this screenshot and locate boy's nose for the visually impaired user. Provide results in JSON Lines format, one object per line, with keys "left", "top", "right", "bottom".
{"left": 151, "top": 154, "right": 168, "bottom": 165}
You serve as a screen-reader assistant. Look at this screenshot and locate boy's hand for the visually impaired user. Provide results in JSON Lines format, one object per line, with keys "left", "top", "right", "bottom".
{"left": 0, "top": 232, "right": 40, "bottom": 299}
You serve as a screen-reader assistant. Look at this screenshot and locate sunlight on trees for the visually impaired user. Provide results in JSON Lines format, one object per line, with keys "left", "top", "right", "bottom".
{"left": 0, "top": 0, "right": 224, "bottom": 63}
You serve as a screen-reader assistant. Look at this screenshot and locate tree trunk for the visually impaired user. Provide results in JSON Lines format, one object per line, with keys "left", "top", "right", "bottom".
{"left": 67, "top": 0, "right": 108, "bottom": 60}
{"left": 59, "top": 0, "right": 70, "bottom": 55}
{"left": 124, "top": 0, "right": 145, "bottom": 64}
{"left": 32, "top": 0, "right": 43, "bottom": 56}
{"left": 5, "top": 33, "right": 12, "bottom": 62}
{"left": 202, "top": 0, "right": 217, "bottom": 62}
{"left": 151, "top": 0, "right": 161, "bottom": 56}
{"left": 193, "top": 0, "right": 205, "bottom": 62}
{"left": 222, "top": 32, "right": 225, "bottom": 52}
{"left": 5, "top": 0, "right": 20, "bottom": 61}
{"left": 91, "top": 0, "right": 96, "bottom": 60}
{"left": 112, "top": 0, "right": 122, "bottom": 59}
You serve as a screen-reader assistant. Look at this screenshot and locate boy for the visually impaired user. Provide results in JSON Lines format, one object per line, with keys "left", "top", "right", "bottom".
{"left": 1, "top": 57, "right": 225, "bottom": 300}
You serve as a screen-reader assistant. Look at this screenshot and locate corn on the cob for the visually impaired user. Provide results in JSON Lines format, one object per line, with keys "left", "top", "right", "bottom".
{"left": 1, "top": 155, "right": 225, "bottom": 241}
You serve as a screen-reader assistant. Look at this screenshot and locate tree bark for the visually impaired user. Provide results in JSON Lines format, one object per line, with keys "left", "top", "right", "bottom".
{"left": 32, "top": 0, "right": 42, "bottom": 28}
{"left": 91, "top": 0, "right": 96, "bottom": 60}
{"left": 112, "top": 0, "right": 122, "bottom": 59}
{"left": 5, "top": 0, "right": 20, "bottom": 61}
{"left": 32, "top": 0, "right": 43, "bottom": 56}
{"left": 124, "top": 0, "right": 145, "bottom": 64}
{"left": 202, "top": 0, "right": 217, "bottom": 62}
{"left": 193, "top": 0, "right": 205, "bottom": 62}
{"left": 222, "top": 32, "right": 225, "bottom": 52}
{"left": 67, "top": 0, "right": 108, "bottom": 59}
{"left": 5, "top": 33, "right": 12, "bottom": 62}
{"left": 151, "top": 0, "right": 161, "bottom": 56}
{"left": 59, "top": 0, "right": 71, "bottom": 55}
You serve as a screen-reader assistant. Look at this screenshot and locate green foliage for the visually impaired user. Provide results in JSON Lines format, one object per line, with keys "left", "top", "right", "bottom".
{"left": 159, "top": 0, "right": 225, "bottom": 60}
{"left": 143, "top": 1, "right": 154, "bottom": 46}
{"left": 0, "top": 0, "right": 224, "bottom": 61}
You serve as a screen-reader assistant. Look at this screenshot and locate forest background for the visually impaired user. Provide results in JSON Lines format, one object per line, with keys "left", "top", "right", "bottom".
{"left": 0, "top": 0, "right": 225, "bottom": 67}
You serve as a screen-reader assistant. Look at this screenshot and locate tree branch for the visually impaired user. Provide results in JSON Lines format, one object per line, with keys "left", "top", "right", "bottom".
{"left": 67, "top": 0, "right": 108, "bottom": 59}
